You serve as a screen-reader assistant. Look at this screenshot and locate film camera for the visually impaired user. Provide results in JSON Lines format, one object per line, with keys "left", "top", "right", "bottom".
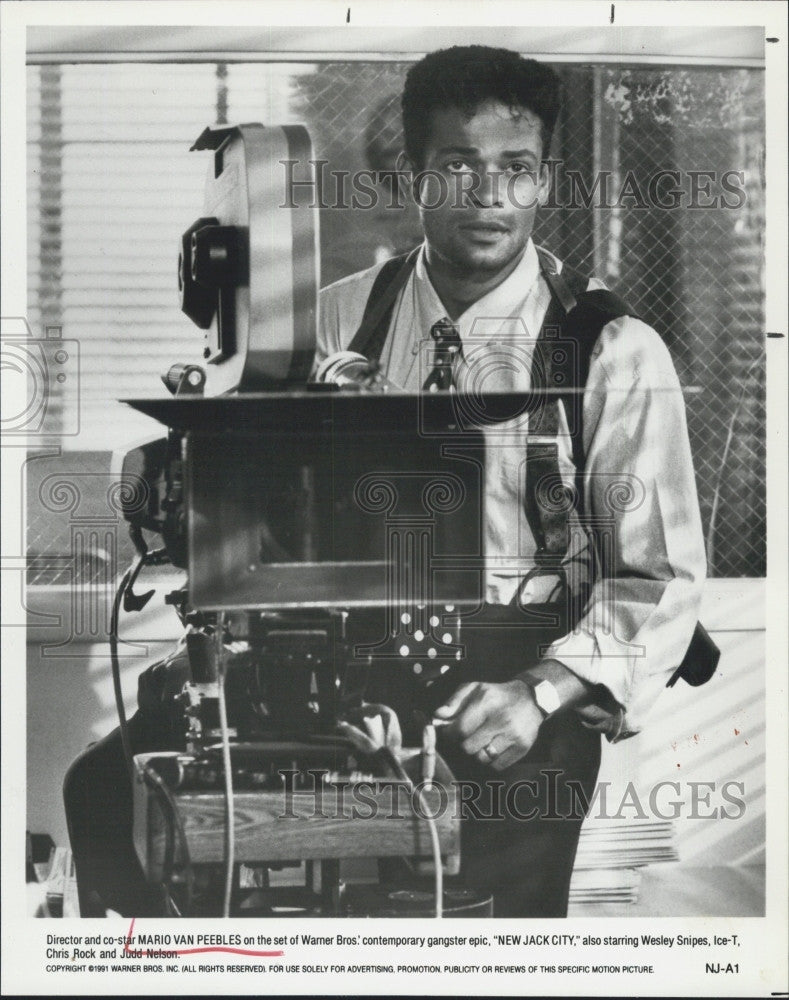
{"left": 114, "top": 123, "right": 532, "bottom": 917}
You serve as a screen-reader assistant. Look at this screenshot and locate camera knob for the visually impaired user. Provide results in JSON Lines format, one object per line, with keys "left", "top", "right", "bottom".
{"left": 191, "top": 223, "right": 240, "bottom": 288}
{"left": 179, "top": 216, "right": 220, "bottom": 329}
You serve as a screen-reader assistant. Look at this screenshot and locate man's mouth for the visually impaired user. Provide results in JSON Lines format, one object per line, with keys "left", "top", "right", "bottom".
{"left": 460, "top": 221, "right": 509, "bottom": 233}
{"left": 459, "top": 221, "right": 510, "bottom": 241}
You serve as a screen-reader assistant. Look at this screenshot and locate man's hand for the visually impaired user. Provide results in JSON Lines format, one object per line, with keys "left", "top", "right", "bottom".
{"left": 337, "top": 702, "right": 402, "bottom": 755}
{"left": 433, "top": 680, "right": 543, "bottom": 770}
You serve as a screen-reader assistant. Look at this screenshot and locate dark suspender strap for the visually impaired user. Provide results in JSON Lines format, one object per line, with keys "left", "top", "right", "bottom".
{"left": 539, "top": 260, "right": 579, "bottom": 314}
{"left": 524, "top": 259, "right": 591, "bottom": 567}
{"left": 524, "top": 253, "right": 637, "bottom": 604}
{"left": 347, "top": 247, "right": 420, "bottom": 363}
{"left": 556, "top": 288, "right": 635, "bottom": 502}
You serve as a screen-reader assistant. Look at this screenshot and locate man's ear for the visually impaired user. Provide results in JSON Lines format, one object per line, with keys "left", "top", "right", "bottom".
{"left": 395, "top": 149, "right": 412, "bottom": 174}
{"left": 536, "top": 160, "right": 552, "bottom": 208}
{"left": 397, "top": 150, "right": 423, "bottom": 205}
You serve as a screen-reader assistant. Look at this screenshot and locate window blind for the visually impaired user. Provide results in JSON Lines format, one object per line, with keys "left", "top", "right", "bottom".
{"left": 26, "top": 62, "right": 304, "bottom": 450}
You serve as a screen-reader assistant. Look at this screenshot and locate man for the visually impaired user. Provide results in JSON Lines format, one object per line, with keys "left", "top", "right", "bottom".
{"left": 65, "top": 45, "right": 705, "bottom": 920}
{"left": 317, "top": 45, "right": 706, "bottom": 915}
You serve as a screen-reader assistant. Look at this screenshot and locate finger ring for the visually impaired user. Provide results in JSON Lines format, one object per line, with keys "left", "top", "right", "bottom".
{"left": 483, "top": 741, "right": 499, "bottom": 759}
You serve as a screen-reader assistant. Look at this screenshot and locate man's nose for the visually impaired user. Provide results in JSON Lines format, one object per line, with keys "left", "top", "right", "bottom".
{"left": 469, "top": 169, "right": 504, "bottom": 208}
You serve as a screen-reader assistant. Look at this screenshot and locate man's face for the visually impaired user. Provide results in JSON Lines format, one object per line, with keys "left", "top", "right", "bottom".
{"left": 412, "top": 99, "right": 551, "bottom": 277}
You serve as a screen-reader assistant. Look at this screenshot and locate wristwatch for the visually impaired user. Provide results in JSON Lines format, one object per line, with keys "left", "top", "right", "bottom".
{"left": 527, "top": 678, "right": 562, "bottom": 719}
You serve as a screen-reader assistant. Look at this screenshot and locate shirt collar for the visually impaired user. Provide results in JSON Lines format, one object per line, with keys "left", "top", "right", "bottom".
{"left": 412, "top": 238, "right": 541, "bottom": 341}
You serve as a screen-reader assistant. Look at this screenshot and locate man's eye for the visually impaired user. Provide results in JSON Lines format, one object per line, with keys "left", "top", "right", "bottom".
{"left": 509, "top": 162, "right": 535, "bottom": 176}
{"left": 445, "top": 160, "right": 473, "bottom": 172}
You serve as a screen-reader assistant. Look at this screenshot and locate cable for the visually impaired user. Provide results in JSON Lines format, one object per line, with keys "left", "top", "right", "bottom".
{"left": 111, "top": 544, "right": 169, "bottom": 781}
{"left": 339, "top": 713, "right": 445, "bottom": 919}
{"left": 215, "top": 614, "right": 235, "bottom": 918}
{"left": 110, "top": 566, "right": 135, "bottom": 784}
{"left": 143, "top": 766, "right": 175, "bottom": 885}
{"left": 379, "top": 745, "right": 443, "bottom": 920}
{"left": 111, "top": 550, "right": 196, "bottom": 913}
{"left": 141, "top": 761, "right": 195, "bottom": 917}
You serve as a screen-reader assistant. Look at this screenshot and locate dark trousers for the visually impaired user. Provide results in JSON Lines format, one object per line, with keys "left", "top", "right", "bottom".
{"left": 440, "top": 713, "right": 601, "bottom": 917}
{"left": 63, "top": 711, "right": 170, "bottom": 918}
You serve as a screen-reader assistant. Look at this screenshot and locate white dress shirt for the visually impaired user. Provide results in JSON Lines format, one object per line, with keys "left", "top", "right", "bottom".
{"left": 317, "top": 239, "right": 707, "bottom": 735}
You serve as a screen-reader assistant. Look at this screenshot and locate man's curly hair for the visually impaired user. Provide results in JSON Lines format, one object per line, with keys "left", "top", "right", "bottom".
{"left": 402, "top": 45, "right": 562, "bottom": 169}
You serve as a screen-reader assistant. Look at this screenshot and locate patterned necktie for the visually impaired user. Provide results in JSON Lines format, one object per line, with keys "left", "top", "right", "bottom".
{"left": 422, "top": 318, "right": 461, "bottom": 391}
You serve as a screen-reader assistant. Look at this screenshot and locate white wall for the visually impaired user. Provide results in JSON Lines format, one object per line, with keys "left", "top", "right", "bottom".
{"left": 26, "top": 25, "right": 764, "bottom": 63}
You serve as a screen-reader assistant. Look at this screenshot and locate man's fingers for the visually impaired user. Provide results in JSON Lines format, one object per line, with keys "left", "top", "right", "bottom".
{"left": 363, "top": 714, "right": 385, "bottom": 748}
{"left": 436, "top": 683, "right": 497, "bottom": 739}
{"left": 489, "top": 744, "right": 528, "bottom": 771}
{"left": 341, "top": 704, "right": 403, "bottom": 752}
{"left": 462, "top": 725, "right": 504, "bottom": 757}
{"left": 382, "top": 709, "right": 403, "bottom": 751}
{"left": 362, "top": 705, "right": 402, "bottom": 750}
{"left": 451, "top": 697, "right": 500, "bottom": 740}
{"left": 336, "top": 720, "right": 376, "bottom": 753}
{"left": 433, "top": 682, "right": 479, "bottom": 721}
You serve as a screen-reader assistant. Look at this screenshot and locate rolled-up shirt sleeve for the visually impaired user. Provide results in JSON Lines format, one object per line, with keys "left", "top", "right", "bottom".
{"left": 543, "top": 315, "right": 707, "bottom": 737}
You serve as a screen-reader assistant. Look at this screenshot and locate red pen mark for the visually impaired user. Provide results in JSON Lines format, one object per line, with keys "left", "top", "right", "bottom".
{"left": 123, "top": 919, "right": 284, "bottom": 959}
{"left": 734, "top": 728, "right": 740, "bottom": 736}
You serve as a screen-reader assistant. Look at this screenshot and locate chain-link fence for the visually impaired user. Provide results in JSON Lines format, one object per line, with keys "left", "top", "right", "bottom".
{"left": 26, "top": 59, "right": 765, "bottom": 581}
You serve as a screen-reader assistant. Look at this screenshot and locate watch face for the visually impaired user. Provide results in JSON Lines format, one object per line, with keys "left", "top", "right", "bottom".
{"left": 534, "top": 679, "right": 561, "bottom": 717}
